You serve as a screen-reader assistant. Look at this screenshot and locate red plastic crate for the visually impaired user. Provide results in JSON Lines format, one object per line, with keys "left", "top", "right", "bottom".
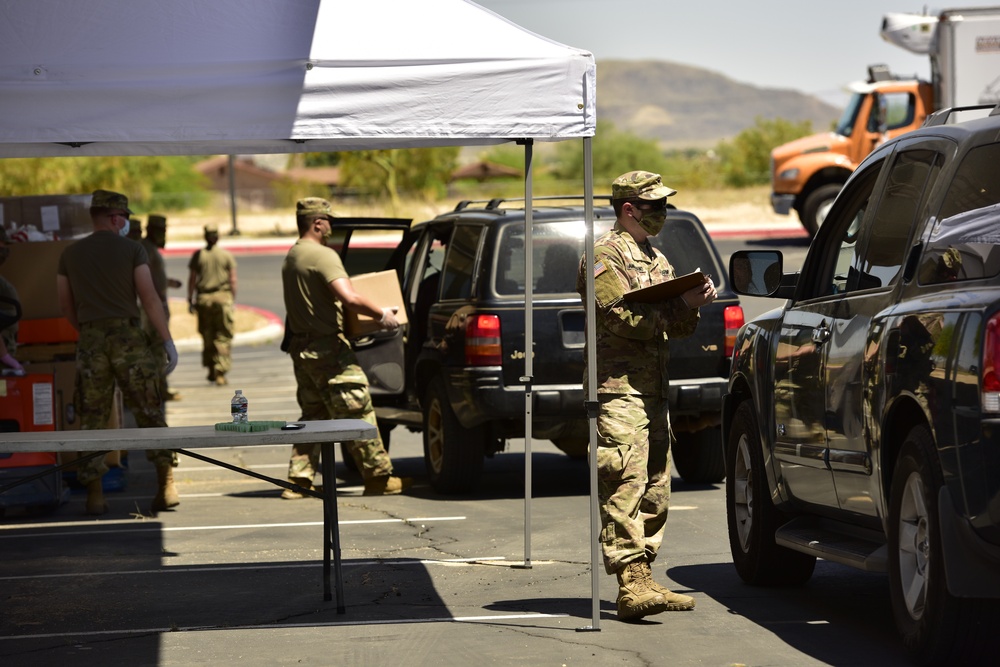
{"left": 17, "top": 317, "right": 79, "bottom": 345}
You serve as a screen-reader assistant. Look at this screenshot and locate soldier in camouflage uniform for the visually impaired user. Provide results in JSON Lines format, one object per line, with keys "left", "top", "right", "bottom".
{"left": 280, "top": 197, "right": 411, "bottom": 497}
{"left": 56, "top": 190, "right": 180, "bottom": 516}
{"left": 142, "top": 214, "right": 183, "bottom": 401}
{"left": 187, "top": 223, "right": 237, "bottom": 385}
{"left": 0, "top": 226, "right": 24, "bottom": 375}
{"left": 577, "top": 171, "right": 717, "bottom": 621}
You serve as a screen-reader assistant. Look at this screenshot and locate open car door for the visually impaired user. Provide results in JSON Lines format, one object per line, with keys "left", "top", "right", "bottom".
{"left": 326, "top": 218, "right": 414, "bottom": 398}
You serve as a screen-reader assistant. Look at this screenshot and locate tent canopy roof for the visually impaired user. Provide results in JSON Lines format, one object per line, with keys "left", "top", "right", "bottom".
{"left": 0, "top": 0, "right": 596, "bottom": 158}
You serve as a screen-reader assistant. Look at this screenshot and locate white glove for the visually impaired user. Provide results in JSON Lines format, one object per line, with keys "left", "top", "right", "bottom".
{"left": 379, "top": 307, "right": 400, "bottom": 331}
{"left": 164, "top": 340, "right": 179, "bottom": 375}
{"left": 0, "top": 353, "right": 24, "bottom": 375}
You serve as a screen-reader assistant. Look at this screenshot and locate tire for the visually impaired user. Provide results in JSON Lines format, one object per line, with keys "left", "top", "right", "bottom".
{"left": 801, "top": 183, "right": 842, "bottom": 236}
{"left": 887, "top": 426, "right": 998, "bottom": 665}
{"left": 726, "top": 401, "right": 816, "bottom": 585}
{"left": 673, "top": 426, "right": 726, "bottom": 483}
{"left": 422, "top": 377, "right": 484, "bottom": 493}
{"left": 340, "top": 422, "right": 392, "bottom": 474}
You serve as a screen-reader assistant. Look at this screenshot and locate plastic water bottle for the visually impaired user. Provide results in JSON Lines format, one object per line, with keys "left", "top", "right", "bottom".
{"left": 231, "top": 389, "right": 248, "bottom": 423}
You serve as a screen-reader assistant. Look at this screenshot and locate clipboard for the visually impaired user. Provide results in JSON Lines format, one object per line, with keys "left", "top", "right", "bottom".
{"left": 623, "top": 271, "right": 706, "bottom": 303}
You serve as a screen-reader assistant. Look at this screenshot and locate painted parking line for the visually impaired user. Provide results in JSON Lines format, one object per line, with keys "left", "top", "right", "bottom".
{"left": 0, "top": 611, "right": 569, "bottom": 642}
{"left": 0, "top": 515, "right": 467, "bottom": 538}
{"left": 0, "top": 555, "right": 507, "bottom": 582}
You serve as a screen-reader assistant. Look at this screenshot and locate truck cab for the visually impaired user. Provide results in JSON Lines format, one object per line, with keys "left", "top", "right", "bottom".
{"left": 770, "top": 69, "right": 933, "bottom": 235}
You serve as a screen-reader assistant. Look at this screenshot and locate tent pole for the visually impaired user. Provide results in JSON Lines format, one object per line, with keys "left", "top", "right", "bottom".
{"left": 516, "top": 138, "right": 534, "bottom": 570}
{"left": 227, "top": 155, "right": 240, "bottom": 236}
{"left": 577, "top": 135, "right": 601, "bottom": 632}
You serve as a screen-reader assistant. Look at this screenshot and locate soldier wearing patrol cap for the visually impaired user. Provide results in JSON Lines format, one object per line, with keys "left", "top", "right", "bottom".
{"left": 142, "top": 214, "right": 183, "bottom": 401}
{"left": 56, "top": 189, "right": 180, "bottom": 515}
{"left": 576, "top": 171, "right": 717, "bottom": 620}
{"left": 279, "top": 196, "right": 411, "bottom": 497}
{"left": 187, "top": 222, "right": 237, "bottom": 385}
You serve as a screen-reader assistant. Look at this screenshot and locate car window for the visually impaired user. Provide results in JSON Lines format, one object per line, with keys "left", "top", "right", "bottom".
{"left": 329, "top": 227, "right": 408, "bottom": 277}
{"left": 858, "top": 149, "right": 942, "bottom": 289}
{"left": 869, "top": 92, "right": 915, "bottom": 132}
{"left": 496, "top": 220, "right": 598, "bottom": 296}
{"left": 922, "top": 141, "right": 1000, "bottom": 284}
{"left": 797, "top": 160, "right": 879, "bottom": 299}
{"left": 493, "top": 214, "right": 719, "bottom": 296}
{"left": 648, "top": 217, "right": 719, "bottom": 282}
{"left": 440, "top": 224, "right": 482, "bottom": 300}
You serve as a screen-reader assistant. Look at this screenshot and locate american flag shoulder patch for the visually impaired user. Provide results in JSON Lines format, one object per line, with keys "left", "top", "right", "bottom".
{"left": 594, "top": 260, "right": 606, "bottom": 277}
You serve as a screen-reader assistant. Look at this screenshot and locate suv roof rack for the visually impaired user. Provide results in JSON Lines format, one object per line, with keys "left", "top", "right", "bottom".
{"left": 452, "top": 195, "right": 614, "bottom": 212}
{"left": 923, "top": 103, "right": 1000, "bottom": 127}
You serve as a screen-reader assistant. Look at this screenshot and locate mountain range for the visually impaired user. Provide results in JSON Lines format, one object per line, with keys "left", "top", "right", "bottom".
{"left": 596, "top": 60, "right": 842, "bottom": 148}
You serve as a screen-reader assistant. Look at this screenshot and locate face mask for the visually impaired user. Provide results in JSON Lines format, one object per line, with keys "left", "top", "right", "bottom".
{"left": 633, "top": 209, "right": 667, "bottom": 236}
{"left": 118, "top": 218, "right": 130, "bottom": 238}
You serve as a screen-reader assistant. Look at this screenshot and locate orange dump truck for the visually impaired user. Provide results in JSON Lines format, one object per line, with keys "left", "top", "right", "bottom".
{"left": 770, "top": 6, "right": 1000, "bottom": 235}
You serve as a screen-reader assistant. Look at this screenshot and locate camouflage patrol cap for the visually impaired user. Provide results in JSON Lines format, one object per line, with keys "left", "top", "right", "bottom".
{"left": 296, "top": 197, "right": 335, "bottom": 221}
{"left": 147, "top": 214, "right": 167, "bottom": 228}
{"left": 90, "top": 189, "right": 133, "bottom": 214}
{"left": 611, "top": 171, "right": 677, "bottom": 201}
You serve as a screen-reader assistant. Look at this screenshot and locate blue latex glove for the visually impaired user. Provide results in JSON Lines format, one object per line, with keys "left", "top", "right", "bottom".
{"left": 164, "top": 340, "right": 178, "bottom": 375}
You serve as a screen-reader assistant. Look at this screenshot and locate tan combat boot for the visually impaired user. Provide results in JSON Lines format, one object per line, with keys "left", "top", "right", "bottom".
{"left": 363, "top": 475, "right": 413, "bottom": 496}
{"left": 280, "top": 477, "right": 315, "bottom": 500}
{"left": 85, "top": 479, "right": 108, "bottom": 516}
{"left": 639, "top": 561, "right": 696, "bottom": 611}
{"left": 151, "top": 464, "right": 180, "bottom": 511}
{"left": 615, "top": 560, "right": 669, "bottom": 621}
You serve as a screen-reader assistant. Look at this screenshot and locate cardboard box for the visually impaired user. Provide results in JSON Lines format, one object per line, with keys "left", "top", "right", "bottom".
{"left": 19, "top": 358, "right": 121, "bottom": 434}
{"left": 344, "top": 270, "right": 408, "bottom": 339}
{"left": 0, "top": 194, "right": 92, "bottom": 240}
{"left": 0, "top": 240, "right": 75, "bottom": 320}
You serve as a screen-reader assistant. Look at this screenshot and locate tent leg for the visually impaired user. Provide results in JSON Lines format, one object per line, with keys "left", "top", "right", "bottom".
{"left": 227, "top": 154, "right": 240, "bottom": 236}
{"left": 577, "top": 135, "right": 601, "bottom": 632}
{"left": 514, "top": 138, "right": 534, "bottom": 571}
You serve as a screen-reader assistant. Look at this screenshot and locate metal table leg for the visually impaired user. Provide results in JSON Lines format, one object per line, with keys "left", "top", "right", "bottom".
{"left": 321, "top": 441, "right": 345, "bottom": 613}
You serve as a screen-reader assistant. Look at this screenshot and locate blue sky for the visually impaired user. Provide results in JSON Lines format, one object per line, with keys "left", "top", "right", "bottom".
{"left": 475, "top": 1, "right": 999, "bottom": 103}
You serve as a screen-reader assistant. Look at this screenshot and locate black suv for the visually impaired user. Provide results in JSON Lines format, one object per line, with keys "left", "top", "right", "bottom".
{"left": 724, "top": 105, "right": 1000, "bottom": 664}
{"left": 334, "top": 197, "right": 743, "bottom": 493}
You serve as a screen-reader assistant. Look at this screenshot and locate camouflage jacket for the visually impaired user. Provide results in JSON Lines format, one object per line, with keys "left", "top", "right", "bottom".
{"left": 577, "top": 224, "right": 700, "bottom": 396}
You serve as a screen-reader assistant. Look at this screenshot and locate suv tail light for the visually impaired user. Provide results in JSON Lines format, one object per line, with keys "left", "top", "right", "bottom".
{"left": 466, "top": 314, "right": 502, "bottom": 366}
{"left": 724, "top": 305, "right": 744, "bottom": 358}
{"left": 982, "top": 313, "right": 1000, "bottom": 412}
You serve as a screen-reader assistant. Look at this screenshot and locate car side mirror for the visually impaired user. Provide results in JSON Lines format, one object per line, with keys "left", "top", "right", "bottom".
{"left": 729, "top": 250, "right": 782, "bottom": 297}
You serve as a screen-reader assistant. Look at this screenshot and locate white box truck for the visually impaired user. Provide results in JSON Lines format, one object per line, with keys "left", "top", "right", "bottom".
{"left": 770, "top": 6, "right": 1000, "bottom": 235}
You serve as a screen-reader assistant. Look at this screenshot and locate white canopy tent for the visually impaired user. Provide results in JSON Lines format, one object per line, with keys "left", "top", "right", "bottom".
{"left": 0, "top": 0, "right": 594, "bottom": 155}
{"left": 0, "top": 0, "right": 605, "bottom": 629}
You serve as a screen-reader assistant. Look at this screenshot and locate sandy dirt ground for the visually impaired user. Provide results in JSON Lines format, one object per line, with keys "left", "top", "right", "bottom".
{"left": 156, "top": 192, "right": 792, "bottom": 242}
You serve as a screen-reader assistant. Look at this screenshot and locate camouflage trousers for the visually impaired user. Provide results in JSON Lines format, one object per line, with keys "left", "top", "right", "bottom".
{"left": 142, "top": 300, "right": 170, "bottom": 394}
{"left": 75, "top": 320, "right": 176, "bottom": 485}
{"left": 194, "top": 292, "right": 234, "bottom": 376}
{"left": 596, "top": 393, "right": 673, "bottom": 574}
{"left": 287, "top": 337, "right": 392, "bottom": 483}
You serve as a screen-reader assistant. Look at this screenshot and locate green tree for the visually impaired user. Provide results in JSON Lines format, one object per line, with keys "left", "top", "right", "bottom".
{"left": 301, "top": 152, "right": 341, "bottom": 168}
{"left": 0, "top": 156, "right": 209, "bottom": 209}
{"left": 551, "top": 120, "right": 668, "bottom": 184}
{"left": 715, "top": 117, "right": 813, "bottom": 187}
{"left": 338, "top": 147, "right": 460, "bottom": 211}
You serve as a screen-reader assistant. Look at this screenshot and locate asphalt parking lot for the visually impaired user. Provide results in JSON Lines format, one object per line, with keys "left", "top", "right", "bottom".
{"left": 1, "top": 340, "right": 912, "bottom": 667}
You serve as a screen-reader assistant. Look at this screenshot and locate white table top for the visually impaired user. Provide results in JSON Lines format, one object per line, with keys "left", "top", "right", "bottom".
{"left": 0, "top": 419, "right": 375, "bottom": 453}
